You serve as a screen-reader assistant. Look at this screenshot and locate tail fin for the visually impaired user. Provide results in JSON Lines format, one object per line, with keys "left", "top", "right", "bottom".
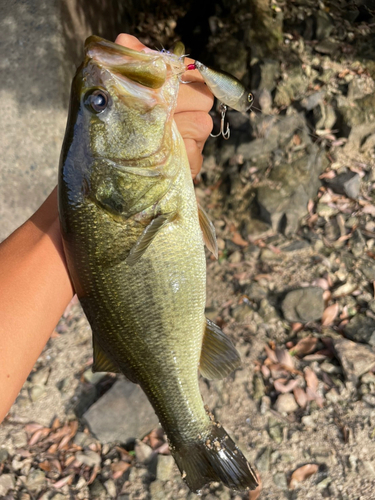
{"left": 171, "top": 423, "right": 258, "bottom": 493}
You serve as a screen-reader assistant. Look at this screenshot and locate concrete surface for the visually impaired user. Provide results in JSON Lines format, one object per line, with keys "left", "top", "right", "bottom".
{"left": 0, "top": 0, "right": 127, "bottom": 241}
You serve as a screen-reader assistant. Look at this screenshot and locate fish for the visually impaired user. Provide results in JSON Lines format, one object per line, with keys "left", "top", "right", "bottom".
{"left": 190, "top": 61, "right": 254, "bottom": 113}
{"left": 58, "top": 36, "right": 258, "bottom": 493}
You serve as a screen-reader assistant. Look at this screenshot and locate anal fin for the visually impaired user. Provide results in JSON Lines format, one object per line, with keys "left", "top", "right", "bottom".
{"left": 199, "top": 318, "right": 241, "bottom": 379}
{"left": 92, "top": 337, "right": 121, "bottom": 373}
{"left": 92, "top": 337, "right": 139, "bottom": 383}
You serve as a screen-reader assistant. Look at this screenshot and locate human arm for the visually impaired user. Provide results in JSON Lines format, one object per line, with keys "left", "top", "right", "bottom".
{"left": 0, "top": 34, "right": 213, "bottom": 423}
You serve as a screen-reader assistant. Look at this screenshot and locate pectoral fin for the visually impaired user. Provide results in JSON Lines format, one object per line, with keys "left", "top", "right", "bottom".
{"left": 199, "top": 318, "right": 241, "bottom": 379}
{"left": 92, "top": 337, "right": 121, "bottom": 373}
{"left": 126, "top": 212, "right": 177, "bottom": 266}
{"left": 198, "top": 204, "right": 218, "bottom": 259}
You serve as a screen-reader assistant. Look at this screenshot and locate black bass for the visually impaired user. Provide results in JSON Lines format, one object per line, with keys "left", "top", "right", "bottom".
{"left": 58, "top": 36, "right": 258, "bottom": 493}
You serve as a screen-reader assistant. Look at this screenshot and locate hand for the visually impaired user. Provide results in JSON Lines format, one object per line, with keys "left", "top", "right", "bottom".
{"left": 115, "top": 34, "right": 214, "bottom": 178}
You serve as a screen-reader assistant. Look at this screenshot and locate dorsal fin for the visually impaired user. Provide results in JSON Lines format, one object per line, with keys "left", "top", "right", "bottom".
{"left": 199, "top": 318, "right": 241, "bottom": 379}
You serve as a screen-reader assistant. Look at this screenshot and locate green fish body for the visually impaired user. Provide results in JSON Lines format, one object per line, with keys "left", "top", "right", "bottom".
{"left": 58, "top": 36, "right": 258, "bottom": 493}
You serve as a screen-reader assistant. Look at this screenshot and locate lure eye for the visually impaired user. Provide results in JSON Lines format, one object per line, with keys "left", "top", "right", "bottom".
{"left": 85, "top": 89, "right": 109, "bottom": 113}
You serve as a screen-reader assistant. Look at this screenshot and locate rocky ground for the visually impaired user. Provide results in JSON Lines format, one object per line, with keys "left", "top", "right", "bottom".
{"left": 1, "top": 1, "right": 375, "bottom": 499}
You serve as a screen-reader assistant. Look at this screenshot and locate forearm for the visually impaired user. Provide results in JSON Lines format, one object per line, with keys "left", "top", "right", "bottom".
{"left": 0, "top": 188, "right": 74, "bottom": 423}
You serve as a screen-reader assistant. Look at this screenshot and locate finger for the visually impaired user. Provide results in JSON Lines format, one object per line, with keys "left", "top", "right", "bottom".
{"left": 174, "top": 112, "right": 213, "bottom": 149}
{"left": 176, "top": 82, "right": 214, "bottom": 114}
{"left": 115, "top": 34, "right": 147, "bottom": 52}
{"left": 184, "top": 138, "right": 204, "bottom": 178}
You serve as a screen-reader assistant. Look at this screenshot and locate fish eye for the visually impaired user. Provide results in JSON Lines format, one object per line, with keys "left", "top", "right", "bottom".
{"left": 85, "top": 89, "right": 109, "bottom": 113}
{"left": 248, "top": 93, "right": 254, "bottom": 104}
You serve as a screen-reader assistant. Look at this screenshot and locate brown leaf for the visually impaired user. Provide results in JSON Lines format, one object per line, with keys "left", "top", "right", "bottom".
{"left": 53, "top": 475, "right": 74, "bottom": 489}
{"left": 290, "top": 464, "right": 319, "bottom": 489}
{"left": 38, "top": 461, "right": 52, "bottom": 472}
{"left": 112, "top": 461, "right": 132, "bottom": 480}
{"left": 274, "top": 378, "right": 299, "bottom": 393}
{"left": 275, "top": 348, "right": 295, "bottom": 368}
{"left": 261, "top": 365, "right": 271, "bottom": 379}
{"left": 58, "top": 434, "right": 72, "bottom": 450}
{"left": 321, "top": 303, "right": 339, "bottom": 326}
{"left": 25, "top": 423, "right": 44, "bottom": 435}
{"left": 51, "top": 417, "right": 60, "bottom": 430}
{"left": 306, "top": 387, "right": 324, "bottom": 408}
{"left": 293, "top": 387, "right": 307, "bottom": 408}
{"left": 87, "top": 464, "right": 100, "bottom": 485}
{"left": 47, "top": 443, "right": 58, "bottom": 454}
{"left": 305, "top": 367, "right": 319, "bottom": 391}
{"left": 65, "top": 455, "right": 76, "bottom": 467}
{"left": 231, "top": 232, "right": 248, "bottom": 247}
{"left": 264, "top": 345, "right": 278, "bottom": 364}
{"left": 289, "top": 337, "right": 318, "bottom": 357}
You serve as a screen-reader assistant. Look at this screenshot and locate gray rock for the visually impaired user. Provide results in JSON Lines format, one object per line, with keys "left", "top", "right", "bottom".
{"left": 333, "top": 338, "right": 375, "bottom": 383}
{"left": 0, "top": 448, "right": 9, "bottom": 463}
{"left": 156, "top": 455, "right": 176, "bottom": 482}
{"left": 255, "top": 446, "right": 272, "bottom": 472}
{"left": 315, "top": 40, "right": 340, "bottom": 55}
{"left": 25, "top": 469, "right": 46, "bottom": 493}
{"left": 344, "top": 315, "right": 375, "bottom": 344}
{"left": 361, "top": 259, "right": 375, "bottom": 282}
{"left": 325, "top": 171, "right": 361, "bottom": 199}
{"left": 29, "top": 384, "right": 47, "bottom": 402}
{"left": 149, "top": 479, "right": 167, "bottom": 499}
{"left": 300, "top": 91, "right": 325, "bottom": 111}
{"left": 281, "top": 287, "right": 324, "bottom": 323}
{"left": 75, "top": 450, "right": 101, "bottom": 467}
{"left": 0, "top": 474, "right": 15, "bottom": 496}
{"left": 89, "top": 479, "right": 107, "bottom": 499}
{"left": 315, "top": 11, "right": 334, "bottom": 40}
{"left": 274, "top": 393, "right": 298, "bottom": 414}
{"left": 273, "top": 472, "right": 288, "bottom": 489}
{"left": 83, "top": 379, "right": 158, "bottom": 443}
{"left": 256, "top": 146, "right": 327, "bottom": 234}
{"left": 104, "top": 479, "right": 117, "bottom": 498}
{"left": 349, "top": 229, "right": 366, "bottom": 257}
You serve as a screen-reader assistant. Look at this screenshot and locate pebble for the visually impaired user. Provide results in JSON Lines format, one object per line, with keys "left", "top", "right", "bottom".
{"left": 104, "top": 479, "right": 117, "bottom": 497}
{"left": 0, "top": 448, "right": 9, "bottom": 463}
{"left": 89, "top": 479, "right": 107, "bottom": 499}
{"left": 83, "top": 369, "right": 107, "bottom": 385}
{"left": 156, "top": 454, "right": 175, "bottom": 481}
{"left": 316, "top": 477, "right": 332, "bottom": 489}
{"left": 281, "top": 287, "right": 324, "bottom": 322}
{"left": 30, "top": 384, "right": 47, "bottom": 402}
{"left": 344, "top": 314, "right": 375, "bottom": 344}
{"left": 83, "top": 379, "right": 158, "bottom": 443}
{"left": 149, "top": 479, "right": 167, "bottom": 499}
{"left": 25, "top": 469, "right": 46, "bottom": 492}
{"left": 273, "top": 472, "right": 288, "bottom": 489}
{"left": 134, "top": 439, "right": 154, "bottom": 463}
{"left": 0, "top": 474, "right": 15, "bottom": 496}
{"left": 75, "top": 450, "right": 101, "bottom": 467}
{"left": 255, "top": 446, "right": 272, "bottom": 472}
{"left": 333, "top": 338, "right": 375, "bottom": 383}
{"left": 274, "top": 393, "right": 298, "bottom": 414}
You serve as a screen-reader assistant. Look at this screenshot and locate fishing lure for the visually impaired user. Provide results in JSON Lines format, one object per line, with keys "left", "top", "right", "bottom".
{"left": 186, "top": 61, "right": 253, "bottom": 139}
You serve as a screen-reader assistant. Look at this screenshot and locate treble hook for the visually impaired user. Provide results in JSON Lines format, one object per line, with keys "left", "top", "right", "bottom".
{"left": 210, "top": 103, "right": 230, "bottom": 140}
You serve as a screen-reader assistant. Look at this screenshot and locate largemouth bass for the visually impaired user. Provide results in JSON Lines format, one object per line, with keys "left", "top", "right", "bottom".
{"left": 58, "top": 36, "right": 258, "bottom": 493}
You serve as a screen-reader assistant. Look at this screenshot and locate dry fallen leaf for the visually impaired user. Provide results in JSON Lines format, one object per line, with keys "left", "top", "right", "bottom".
{"left": 290, "top": 337, "right": 318, "bottom": 357}
{"left": 231, "top": 232, "right": 248, "bottom": 247}
{"left": 264, "top": 344, "right": 278, "bottom": 364}
{"left": 112, "top": 461, "right": 132, "bottom": 480}
{"left": 321, "top": 303, "right": 339, "bottom": 326}
{"left": 304, "top": 367, "right": 319, "bottom": 391}
{"left": 275, "top": 347, "right": 295, "bottom": 368}
{"left": 293, "top": 387, "right": 308, "bottom": 408}
{"left": 274, "top": 378, "right": 299, "bottom": 393}
{"left": 290, "top": 464, "right": 319, "bottom": 489}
